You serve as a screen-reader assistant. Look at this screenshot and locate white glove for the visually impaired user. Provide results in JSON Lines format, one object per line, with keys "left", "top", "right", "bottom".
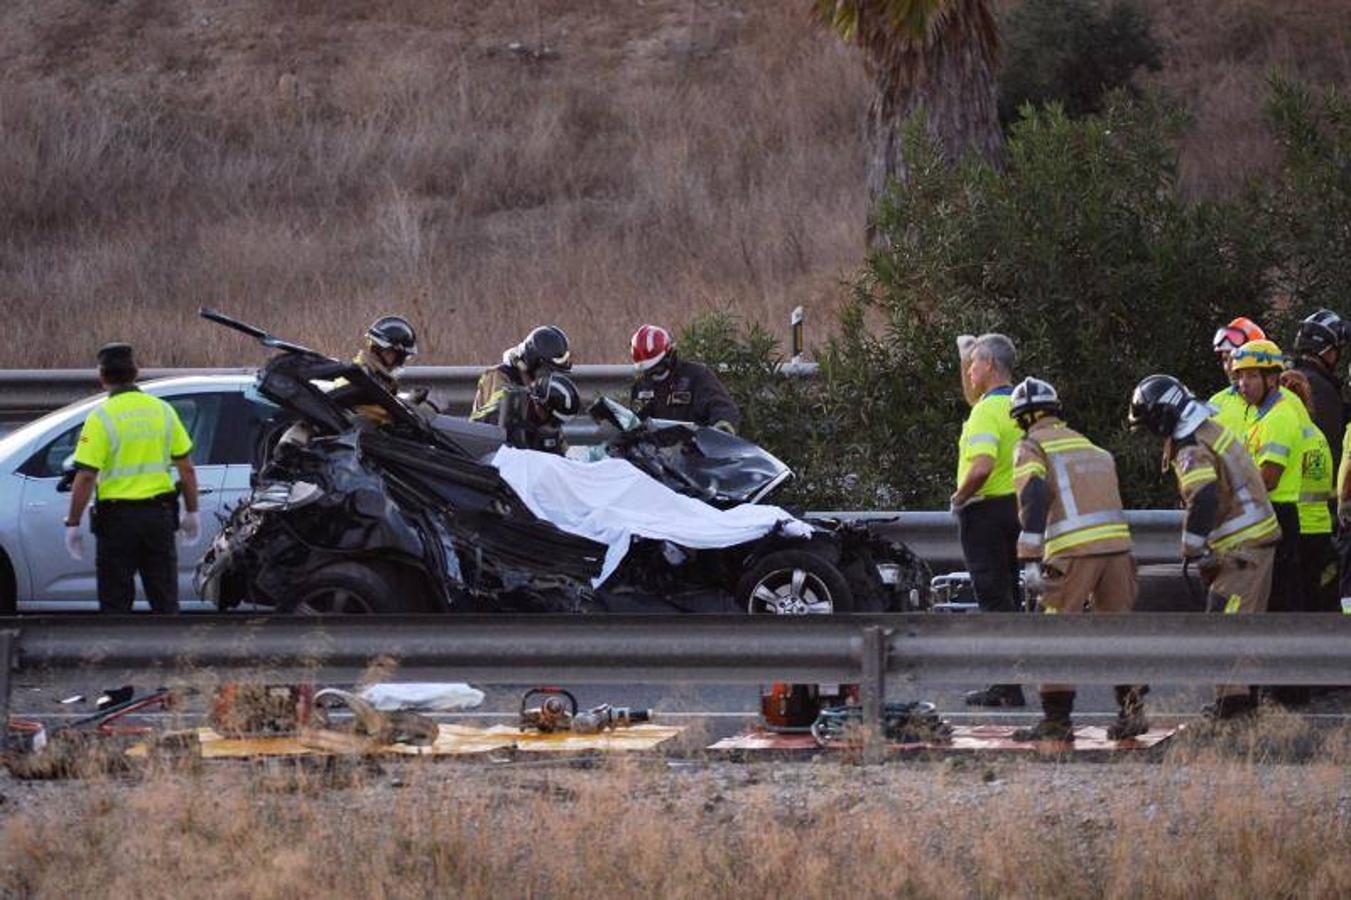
{"left": 179, "top": 511, "right": 201, "bottom": 546}
{"left": 1021, "top": 561, "right": 1045, "bottom": 595}
{"left": 64, "top": 526, "right": 84, "bottom": 561}
{"left": 948, "top": 493, "right": 969, "bottom": 517}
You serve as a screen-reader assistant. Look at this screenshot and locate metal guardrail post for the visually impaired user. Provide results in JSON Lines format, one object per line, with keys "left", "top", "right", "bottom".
{"left": 0, "top": 630, "right": 16, "bottom": 754}
{"left": 860, "top": 625, "right": 888, "bottom": 764}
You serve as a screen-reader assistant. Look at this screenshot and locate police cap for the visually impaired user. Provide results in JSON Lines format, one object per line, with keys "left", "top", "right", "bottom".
{"left": 96, "top": 342, "right": 135, "bottom": 367}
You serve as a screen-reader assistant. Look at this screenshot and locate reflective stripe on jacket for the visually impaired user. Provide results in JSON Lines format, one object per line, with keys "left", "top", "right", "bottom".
{"left": 72, "top": 388, "right": 191, "bottom": 501}
{"left": 1013, "top": 418, "right": 1131, "bottom": 561}
{"left": 1172, "top": 419, "right": 1280, "bottom": 553}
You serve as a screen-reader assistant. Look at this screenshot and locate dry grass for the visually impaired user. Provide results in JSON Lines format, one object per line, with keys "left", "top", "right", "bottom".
{"left": 0, "top": 0, "right": 868, "bottom": 369}
{"left": 0, "top": 719, "right": 1348, "bottom": 898}
{"left": 0, "top": 1, "right": 1348, "bottom": 369}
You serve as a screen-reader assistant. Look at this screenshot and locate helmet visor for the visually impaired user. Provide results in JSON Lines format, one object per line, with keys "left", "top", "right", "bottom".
{"left": 1213, "top": 326, "right": 1247, "bottom": 354}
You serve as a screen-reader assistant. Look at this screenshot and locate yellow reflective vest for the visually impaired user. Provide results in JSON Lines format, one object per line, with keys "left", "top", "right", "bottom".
{"left": 73, "top": 387, "right": 192, "bottom": 501}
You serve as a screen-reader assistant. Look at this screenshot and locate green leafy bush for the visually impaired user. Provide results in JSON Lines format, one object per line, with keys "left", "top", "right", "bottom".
{"left": 998, "top": 0, "right": 1162, "bottom": 125}
{"left": 690, "top": 81, "right": 1349, "bottom": 510}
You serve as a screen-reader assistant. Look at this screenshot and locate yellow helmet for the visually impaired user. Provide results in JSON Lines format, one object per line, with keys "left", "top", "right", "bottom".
{"left": 1229, "top": 339, "right": 1286, "bottom": 372}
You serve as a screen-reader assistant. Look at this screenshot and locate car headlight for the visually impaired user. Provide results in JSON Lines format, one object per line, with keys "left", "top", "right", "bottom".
{"left": 875, "top": 563, "right": 902, "bottom": 586}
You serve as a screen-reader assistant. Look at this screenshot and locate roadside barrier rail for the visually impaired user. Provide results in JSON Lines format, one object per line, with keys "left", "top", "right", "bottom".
{"left": 2, "top": 613, "right": 1346, "bottom": 754}
{"left": 0, "top": 364, "right": 818, "bottom": 419}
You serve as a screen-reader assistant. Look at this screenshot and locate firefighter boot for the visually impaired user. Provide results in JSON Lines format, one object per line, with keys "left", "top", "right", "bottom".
{"left": 1106, "top": 685, "right": 1150, "bottom": 741}
{"left": 1012, "top": 691, "right": 1075, "bottom": 742}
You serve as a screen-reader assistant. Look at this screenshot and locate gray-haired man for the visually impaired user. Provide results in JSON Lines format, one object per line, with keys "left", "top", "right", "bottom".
{"left": 951, "top": 333, "right": 1025, "bottom": 707}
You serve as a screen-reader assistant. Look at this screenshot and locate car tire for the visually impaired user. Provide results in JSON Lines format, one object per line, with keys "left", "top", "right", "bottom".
{"left": 282, "top": 562, "right": 427, "bottom": 615}
{"left": 737, "top": 549, "right": 855, "bottom": 615}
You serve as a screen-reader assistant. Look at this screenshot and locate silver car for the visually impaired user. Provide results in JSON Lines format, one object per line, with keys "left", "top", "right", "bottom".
{"left": 0, "top": 376, "right": 280, "bottom": 612}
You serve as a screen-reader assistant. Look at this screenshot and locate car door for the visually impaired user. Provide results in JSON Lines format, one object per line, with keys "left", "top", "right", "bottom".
{"left": 15, "top": 391, "right": 232, "bottom": 609}
{"left": 210, "top": 386, "right": 285, "bottom": 529}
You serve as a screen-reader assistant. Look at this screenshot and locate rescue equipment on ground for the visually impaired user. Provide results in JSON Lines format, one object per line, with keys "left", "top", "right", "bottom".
{"left": 518, "top": 687, "right": 652, "bottom": 734}
{"left": 810, "top": 701, "right": 953, "bottom": 747}
{"left": 759, "top": 682, "right": 858, "bottom": 732}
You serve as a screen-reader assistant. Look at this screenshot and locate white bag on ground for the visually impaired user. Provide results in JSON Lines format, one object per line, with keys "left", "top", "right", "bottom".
{"left": 490, "top": 446, "right": 813, "bottom": 585}
{"left": 358, "top": 682, "right": 486, "bottom": 711}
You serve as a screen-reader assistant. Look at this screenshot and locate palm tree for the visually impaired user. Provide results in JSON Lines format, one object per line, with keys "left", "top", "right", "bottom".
{"left": 812, "top": 1, "right": 1002, "bottom": 239}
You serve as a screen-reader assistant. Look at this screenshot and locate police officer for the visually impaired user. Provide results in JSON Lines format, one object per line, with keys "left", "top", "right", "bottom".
{"left": 1007, "top": 377, "right": 1144, "bottom": 742}
{"left": 951, "top": 333, "right": 1025, "bottom": 708}
{"left": 62, "top": 343, "right": 200, "bottom": 614}
{"left": 1291, "top": 309, "right": 1348, "bottom": 464}
{"left": 629, "top": 325, "right": 740, "bottom": 433}
{"left": 1130, "top": 374, "right": 1280, "bottom": 719}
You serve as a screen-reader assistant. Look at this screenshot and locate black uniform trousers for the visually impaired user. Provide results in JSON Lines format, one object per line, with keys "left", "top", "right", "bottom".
{"left": 957, "top": 495, "right": 1021, "bottom": 613}
{"left": 94, "top": 503, "right": 180, "bottom": 614}
{"left": 1268, "top": 502, "right": 1307, "bottom": 704}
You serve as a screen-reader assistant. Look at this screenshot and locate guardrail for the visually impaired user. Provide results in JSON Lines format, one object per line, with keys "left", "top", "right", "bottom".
{"left": 3, "top": 613, "right": 1347, "bottom": 756}
{"left": 0, "top": 364, "right": 820, "bottom": 419}
{"left": 819, "top": 510, "right": 1187, "bottom": 568}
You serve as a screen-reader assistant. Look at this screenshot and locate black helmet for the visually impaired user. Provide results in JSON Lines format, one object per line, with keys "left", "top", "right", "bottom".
{"left": 1009, "top": 377, "right": 1062, "bottom": 427}
{"left": 543, "top": 374, "right": 581, "bottom": 421}
{"left": 1293, "top": 309, "right": 1348, "bottom": 355}
{"left": 1128, "top": 374, "right": 1194, "bottom": 437}
{"left": 367, "top": 315, "right": 418, "bottom": 358}
{"left": 519, "top": 325, "right": 571, "bottom": 374}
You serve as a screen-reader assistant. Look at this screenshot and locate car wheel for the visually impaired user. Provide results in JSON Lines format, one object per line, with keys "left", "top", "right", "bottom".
{"left": 284, "top": 562, "right": 425, "bottom": 615}
{"left": 737, "top": 550, "right": 855, "bottom": 615}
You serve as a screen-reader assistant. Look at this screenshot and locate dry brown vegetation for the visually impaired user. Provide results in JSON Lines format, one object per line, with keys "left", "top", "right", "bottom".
{"left": 1, "top": 718, "right": 1348, "bottom": 898}
{"left": 0, "top": 0, "right": 1348, "bottom": 370}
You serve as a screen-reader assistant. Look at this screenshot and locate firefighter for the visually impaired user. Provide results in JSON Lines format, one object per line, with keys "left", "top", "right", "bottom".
{"left": 330, "top": 315, "right": 420, "bottom": 425}
{"left": 62, "top": 343, "right": 200, "bottom": 614}
{"left": 629, "top": 324, "right": 740, "bottom": 433}
{"left": 1209, "top": 316, "right": 1267, "bottom": 439}
{"left": 1230, "top": 340, "right": 1304, "bottom": 625}
{"left": 951, "top": 333, "right": 1026, "bottom": 708}
{"left": 1130, "top": 374, "right": 1280, "bottom": 719}
{"left": 1007, "top": 377, "right": 1144, "bottom": 742}
{"left": 1279, "top": 369, "right": 1338, "bottom": 614}
{"left": 470, "top": 325, "right": 572, "bottom": 425}
{"left": 523, "top": 373, "right": 582, "bottom": 455}
{"left": 1291, "top": 309, "right": 1348, "bottom": 465}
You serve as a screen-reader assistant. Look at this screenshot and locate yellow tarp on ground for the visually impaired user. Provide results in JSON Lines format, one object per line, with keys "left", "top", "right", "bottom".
{"left": 132, "top": 723, "right": 683, "bottom": 759}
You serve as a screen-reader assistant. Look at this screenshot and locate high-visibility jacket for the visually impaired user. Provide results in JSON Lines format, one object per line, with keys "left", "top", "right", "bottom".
{"left": 1208, "top": 386, "right": 1250, "bottom": 441}
{"left": 1172, "top": 419, "right": 1280, "bottom": 556}
{"left": 1339, "top": 422, "right": 1351, "bottom": 499}
{"left": 956, "top": 386, "right": 1019, "bottom": 499}
{"left": 1244, "top": 390, "right": 1305, "bottom": 504}
{"left": 1297, "top": 422, "right": 1334, "bottom": 536}
{"left": 1013, "top": 417, "right": 1132, "bottom": 561}
{"left": 73, "top": 387, "right": 192, "bottom": 501}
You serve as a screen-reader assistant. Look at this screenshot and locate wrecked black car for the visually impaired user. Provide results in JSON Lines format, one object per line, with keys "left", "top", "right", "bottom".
{"left": 195, "top": 310, "right": 930, "bottom": 616}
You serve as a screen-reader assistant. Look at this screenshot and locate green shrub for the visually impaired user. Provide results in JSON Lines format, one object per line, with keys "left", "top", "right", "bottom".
{"left": 690, "top": 81, "right": 1349, "bottom": 511}
{"left": 998, "top": 0, "right": 1162, "bottom": 126}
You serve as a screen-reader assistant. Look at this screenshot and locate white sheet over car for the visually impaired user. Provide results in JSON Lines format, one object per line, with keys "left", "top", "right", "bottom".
{"left": 490, "top": 446, "right": 813, "bottom": 585}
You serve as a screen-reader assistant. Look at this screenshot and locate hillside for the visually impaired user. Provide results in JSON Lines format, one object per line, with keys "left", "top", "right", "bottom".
{"left": 1, "top": 0, "right": 1348, "bottom": 369}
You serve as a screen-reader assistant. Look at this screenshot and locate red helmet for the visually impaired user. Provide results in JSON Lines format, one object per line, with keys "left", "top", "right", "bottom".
{"left": 1213, "top": 316, "right": 1266, "bottom": 354}
{"left": 631, "top": 324, "right": 674, "bottom": 372}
